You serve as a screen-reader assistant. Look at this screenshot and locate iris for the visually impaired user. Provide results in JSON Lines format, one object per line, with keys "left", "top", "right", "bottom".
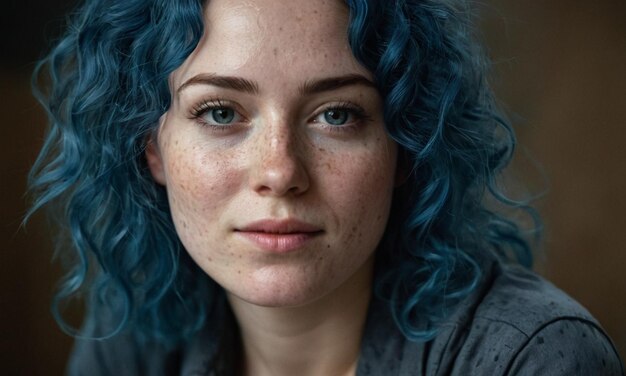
{"left": 323, "top": 109, "right": 348, "bottom": 125}
{"left": 210, "top": 108, "right": 236, "bottom": 124}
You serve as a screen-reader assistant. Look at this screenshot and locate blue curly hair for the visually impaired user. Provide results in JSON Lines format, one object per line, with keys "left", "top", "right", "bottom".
{"left": 28, "top": 0, "right": 537, "bottom": 348}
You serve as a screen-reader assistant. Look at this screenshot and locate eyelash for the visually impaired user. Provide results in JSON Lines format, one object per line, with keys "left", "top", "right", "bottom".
{"left": 188, "top": 98, "right": 370, "bottom": 132}
{"left": 189, "top": 98, "right": 243, "bottom": 130}
{"left": 310, "top": 101, "right": 370, "bottom": 132}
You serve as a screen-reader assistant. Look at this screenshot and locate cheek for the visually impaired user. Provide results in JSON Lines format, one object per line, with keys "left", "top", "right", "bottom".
{"left": 162, "top": 142, "right": 241, "bottom": 246}
{"left": 320, "top": 144, "right": 397, "bottom": 244}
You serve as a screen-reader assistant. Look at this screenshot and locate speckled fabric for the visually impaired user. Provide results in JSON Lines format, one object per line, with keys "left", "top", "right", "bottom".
{"left": 68, "top": 260, "right": 624, "bottom": 375}
{"left": 355, "top": 261, "right": 624, "bottom": 375}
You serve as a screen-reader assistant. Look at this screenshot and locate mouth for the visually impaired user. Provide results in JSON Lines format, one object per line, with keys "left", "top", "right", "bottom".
{"left": 235, "top": 219, "right": 324, "bottom": 253}
{"left": 237, "top": 218, "right": 323, "bottom": 234}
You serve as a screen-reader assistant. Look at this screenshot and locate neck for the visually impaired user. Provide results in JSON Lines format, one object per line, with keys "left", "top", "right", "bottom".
{"left": 227, "top": 257, "right": 374, "bottom": 376}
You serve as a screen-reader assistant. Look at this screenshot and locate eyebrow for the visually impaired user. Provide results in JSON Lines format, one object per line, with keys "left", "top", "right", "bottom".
{"left": 299, "top": 74, "right": 377, "bottom": 95}
{"left": 177, "top": 73, "right": 376, "bottom": 96}
{"left": 177, "top": 74, "right": 259, "bottom": 95}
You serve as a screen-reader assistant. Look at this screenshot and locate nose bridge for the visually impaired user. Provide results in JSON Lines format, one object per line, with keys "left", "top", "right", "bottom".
{"left": 264, "top": 120, "right": 294, "bottom": 161}
{"left": 251, "top": 114, "right": 309, "bottom": 196}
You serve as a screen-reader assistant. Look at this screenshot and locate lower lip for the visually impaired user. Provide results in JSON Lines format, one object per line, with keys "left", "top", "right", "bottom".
{"left": 236, "top": 231, "right": 321, "bottom": 253}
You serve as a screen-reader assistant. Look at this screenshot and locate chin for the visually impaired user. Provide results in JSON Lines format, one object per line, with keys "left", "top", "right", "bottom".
{"left": 226, "top": 271, "right": 336, "bottom": 309}
{"left": 233, "top": 291, "right": 316, "bottom": 309}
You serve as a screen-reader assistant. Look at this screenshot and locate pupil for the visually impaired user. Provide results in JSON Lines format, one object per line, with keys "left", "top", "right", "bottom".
{"left": 213, "top": 108, "right": 234, "bottom": 124}
{"left": 324, "top": 110, "right": 347, "bottom": 125}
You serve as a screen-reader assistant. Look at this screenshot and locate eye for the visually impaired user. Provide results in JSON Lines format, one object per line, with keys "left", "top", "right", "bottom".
{"left": 320, "top": 109, "right": 349, "bottom": 125}
{"left": 203, "top": 107, "right": 237, "bottom": 124}
{"left": 202, "top": 107, "right": 240, "bottom": 125}
{"left": 312, "top": 103, "right": 368, "bottom": 130}
{"left": 190, "top": 99, "right": 245, "bottom": 129}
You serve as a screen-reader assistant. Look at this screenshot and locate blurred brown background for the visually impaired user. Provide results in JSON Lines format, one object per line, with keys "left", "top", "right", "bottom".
{"left": 2, "top": 1, "right": 625, "bottom": 374}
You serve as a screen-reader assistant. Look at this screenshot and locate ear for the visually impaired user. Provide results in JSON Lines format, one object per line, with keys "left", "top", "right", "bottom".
{"left": 145, "top": 135, "right": 166, "bottom": 186}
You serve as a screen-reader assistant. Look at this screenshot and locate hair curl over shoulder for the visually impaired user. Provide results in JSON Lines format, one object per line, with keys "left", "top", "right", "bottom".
{"left": 345, "top": 0, "right": 536, "bottom": 340}
{"left": 28, "top": 0, "right": 537, "bottom": 347}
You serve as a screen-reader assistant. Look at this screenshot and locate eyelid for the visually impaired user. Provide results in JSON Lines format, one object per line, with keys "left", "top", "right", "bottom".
{"left": 309, "top": 101, "right": 369, "bottom": 127}
{"left": 188, "top": 97, "right": 369, "bottom": 132}
{"left": 190, "top": 97, "right": 238, "bottom": 117}
{"left": 188, "top": 97, "right": 249, "bottom": 128}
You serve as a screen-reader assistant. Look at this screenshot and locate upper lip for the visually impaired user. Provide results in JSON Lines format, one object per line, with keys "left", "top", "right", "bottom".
{"left": 236, "top": 219, "right": 323, "bottom": 234}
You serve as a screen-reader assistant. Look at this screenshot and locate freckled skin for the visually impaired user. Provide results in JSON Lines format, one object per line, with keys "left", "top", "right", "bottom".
{"left": 146, "top": 0, "right": 398, "bottom": 308}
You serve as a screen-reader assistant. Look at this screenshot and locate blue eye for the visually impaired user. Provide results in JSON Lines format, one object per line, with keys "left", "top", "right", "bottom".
{"left": 208, "top": 108, "right": 236, "bottom": 124}
{"left": 323, "top": 109, "right": 349, "bottom": 125}
{"left": 191, "top": 99, "right": 245, "bottom": 130}
{"left": 311, "top": 104, "right": 369, "bottom": 132}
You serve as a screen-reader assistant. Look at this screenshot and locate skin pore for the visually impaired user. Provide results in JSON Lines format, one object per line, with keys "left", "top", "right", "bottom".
{"left": 146, "top": 0, "right": 398, "bottom": 374}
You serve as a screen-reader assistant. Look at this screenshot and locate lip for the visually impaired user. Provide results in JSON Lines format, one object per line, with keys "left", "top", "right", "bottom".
{"left": 235, "top": 219, "right": 323, "bottom": 253}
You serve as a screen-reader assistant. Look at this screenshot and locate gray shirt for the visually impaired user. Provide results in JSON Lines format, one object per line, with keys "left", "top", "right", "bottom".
{"left": 68, "top": 261, "right": 624, "bottom": 375}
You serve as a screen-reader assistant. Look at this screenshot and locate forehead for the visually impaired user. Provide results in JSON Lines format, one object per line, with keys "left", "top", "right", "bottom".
{"left": 171, "top": 0, "right": 371, "bottom": 90}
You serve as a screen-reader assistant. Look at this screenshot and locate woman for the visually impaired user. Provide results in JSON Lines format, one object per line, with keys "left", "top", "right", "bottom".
{"left": 29, "top": 0, "right": 623, "bottom": 374}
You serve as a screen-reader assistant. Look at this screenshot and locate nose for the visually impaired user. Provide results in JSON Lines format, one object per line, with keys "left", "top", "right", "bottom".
{"left": 249, "top": 121, "right": 310, "bottom": 197}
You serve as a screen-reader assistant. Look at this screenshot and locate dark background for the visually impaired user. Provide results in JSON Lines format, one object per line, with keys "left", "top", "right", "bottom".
{"left": 2, "top": 1, "right": 625, "bottom": 374}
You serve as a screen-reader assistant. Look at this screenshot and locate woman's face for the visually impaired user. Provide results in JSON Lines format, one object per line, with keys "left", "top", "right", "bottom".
{"left": 147, "top": 0, "right": 398, "bottom": 307}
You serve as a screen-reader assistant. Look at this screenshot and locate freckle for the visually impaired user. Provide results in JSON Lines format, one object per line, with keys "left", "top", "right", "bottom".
{"left": 273, "top": 48, "right": 278, "bottom": 56}
{"left": 326, "top": 244, "right": 330, "bottom": 249}
{"left": 237, "top": 270, "right": 241, "bottom": 274}
{"left": 208, "top": 257, "right": 213, "bottom": 262}
{"left": 279, "top": 26, "right": 283, "bottom": 31}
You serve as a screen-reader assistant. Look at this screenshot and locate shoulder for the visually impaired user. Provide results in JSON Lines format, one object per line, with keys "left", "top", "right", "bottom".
{"left": 475, "top": 263, "right": 594, "bottom": 332}
{"left": 66, "top": 321, "right": 180, "bottom": 376}
{"left": 505, "top": 318, "right": 624, "bottom": 375}
{"left": 436, "top": 263, "right": 624, "bottom": 375}
{"left": 66, "top": 298, "right": 230, "bottom": 376}
{"left": 65, "top": 302, "right": 185, "bottom": 376}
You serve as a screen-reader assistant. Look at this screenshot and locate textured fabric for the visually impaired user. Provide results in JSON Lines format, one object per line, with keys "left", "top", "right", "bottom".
{"left": 67, "top": 261, "right": 624, "bottom": 375}
{"left": 355, "top": 261, "right": 624, "bottom": 375}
